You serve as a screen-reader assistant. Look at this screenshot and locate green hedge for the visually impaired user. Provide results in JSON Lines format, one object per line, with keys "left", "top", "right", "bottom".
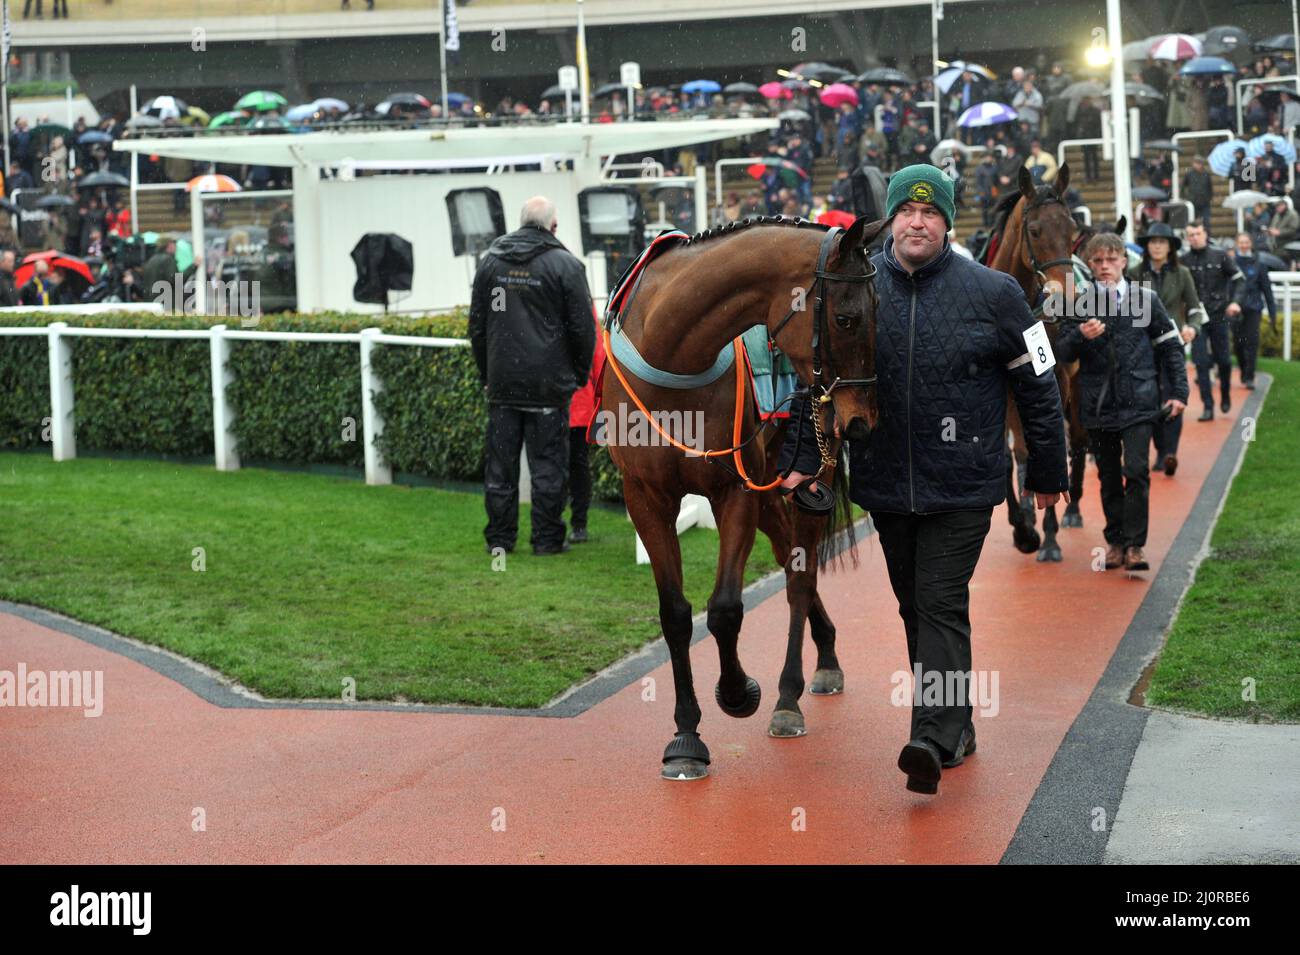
{"left": 0, "top": 310, "right": 626, "bottom": 501}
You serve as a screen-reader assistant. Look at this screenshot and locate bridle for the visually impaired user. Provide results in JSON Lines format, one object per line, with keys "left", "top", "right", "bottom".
{"left": 1019, "top": 190, "right": 1076, "bottom": 322}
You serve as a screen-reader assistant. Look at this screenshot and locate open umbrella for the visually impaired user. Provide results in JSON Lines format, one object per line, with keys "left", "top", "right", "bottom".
{"left": 235, "top": 90, "right": 288, "bottom": 113}
{"left": 539, "top": 85, "right": 568, "bottom": 101}
{"left": 591, "top": 82, "right": 626, "bottom": 99}
{"left": 758, "top": 81, "right": 794, "bottom": 100}
{"left": 125, "top": 115, "right": 163, "bottom": 130}
{"left": 1131, "top": 186, "right": 1168, "bottom": 201}
{"left": 15, "top": 251, "right": 94, "bottom": 287}
{"left": 285, "top": 103, "right": 320, "bottom": 123}
{"left": 724, "top": 82, "right": 760, "bottom": 96}
{"left": 1126, "top": 82, "right": 1165, "bottom": 102}
{"left": 186, "top": 174, "right": 241, "bottom": 193}
{"left": 781, "top": 77, "right": 812, "bottom": 91}
{"left": 930, "top": 139, "right": 969, "bottom": 164}
{"left": 76, "top": 171, "right": 130, "bottom": 189}
{"left": 445, "top": 92, "right": 473, "bottom": 108}
{"left": 1122, "top": 39, "right": 1159, "bottom": 63}
{"left": 777, "top": 109, "right": 811, "bottom": 123}
{"left": 1223, "top": 189, "right": 1272, "bottom": 209}
{"left": 934, "top": 61, "right": 995, "bottom": 93}
{"left": 681, "top": 80, "right": 722, "bottom": 95}
{"left": 29, "top": 123, "right": 73, "bottom": 142}
{"left": 1149, "top": 34, "right": 1203, "bottom": 61}
{"left": 182, "top": 106, "right": 210, "bottom": 127}
{"left": 1256, "top": 250, "right": 1287, "bottom": 271}
{"left": 818, "top": 83, "right": 859, "bottom": 108}
{"left": 35, "top": 194, "right": 75, "bottom": 209}
{"left": 858, "top": 67, "right": 913, "bottom": 86}
{"left": 791, "top": 62, "right": 849, "bottom": 81}
{"left": 312, "top": 97, "right": 349, "bottom": 113}
{"left": 142, "top": 95, "right": 187, "bottom": 120}
{"left": 208, "top": 110, "right": 250, "bottom": 129}
{"left": 958, "top": 102, "right": 1017, "bottom": 127}
{"left": 1202, "top": 25, "right": 1252, "bottom": 61}
{"left": 1249, "top": 133, "right": 1297, "bottom": 164}
{"left": 76, "top": 130, "right": 113, "bottom": 146}
{"left": 1059, "top": 80, "right": 1106, "bottom": 100}
{"left": 1208, "top": 138, "right": 1251, "bottom": 175}
{"left": 1253, "top": 34, "right": 1295, "bottom": 53}
{"left": 1180, "top": 56, "right": 1238, "bottom": 76}
{"left": 250, "top": 115, "right": 293, "bottom": 132}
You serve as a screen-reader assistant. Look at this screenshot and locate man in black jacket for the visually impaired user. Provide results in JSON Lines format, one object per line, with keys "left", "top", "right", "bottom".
{"left": 468, "top": 196, "right": 595, "bottom": 556}
{"left": 1055, "top": 232, "right": 1188, "bottom": 573}
{"left": 1229, "top": 231, "right": 1278, "bottom": 391}
{"left": 1182, "top": 224, "right": 1242, "bottom": 418}
{"left": 0, "top": 250, "right": 18, "bottom": 306}
{"left": 779, "top": 164, "right": 1068, "bottom": 795}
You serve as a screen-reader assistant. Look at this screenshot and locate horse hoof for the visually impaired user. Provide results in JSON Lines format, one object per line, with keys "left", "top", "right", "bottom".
{"left": 715, "top": 677, "right": 761, "bottom": 718}
{"left": 1061, "top": 511, "right": 1083, "bottom": 528}
{"left": 661, "top": 758, "right": 710, "bottom": 781}
{"left": 809, "top": 668, "right": 845, "bottom": 695}
{"left": 1013, "top": 529, "right": 1041, "bottom": 554}
{"left": 1036, "top": 544, "right": 1063, "bottom": 563}
{"left": 768, "top": 710, "right": 807, "bottom": 738}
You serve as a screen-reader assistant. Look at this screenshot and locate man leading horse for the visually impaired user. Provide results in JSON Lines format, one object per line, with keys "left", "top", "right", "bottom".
{"left": 780, "top": 164, "right": 1069, "bottom": 795}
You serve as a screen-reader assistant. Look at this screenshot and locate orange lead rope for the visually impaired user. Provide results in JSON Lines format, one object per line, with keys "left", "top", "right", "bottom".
{"left": 601, "top": 326, "right": 784, "bottom": 492}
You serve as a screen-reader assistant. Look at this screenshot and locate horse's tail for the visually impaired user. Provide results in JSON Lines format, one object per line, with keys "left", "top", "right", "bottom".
{"left": 818, "top": 443, "right": 860, "bottom": 571}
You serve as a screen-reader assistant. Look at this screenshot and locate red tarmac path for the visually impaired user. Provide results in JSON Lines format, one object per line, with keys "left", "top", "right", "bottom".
{"left": 0, "top": 376, "right": 1244, "bottom": 864}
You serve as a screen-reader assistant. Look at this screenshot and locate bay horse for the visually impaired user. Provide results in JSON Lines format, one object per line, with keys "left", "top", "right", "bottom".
{"left": 988, "top": 164, "right": 1088, "bottom": 561}
{"left": 600, "top": 214, "right": 887, "bottom": 780}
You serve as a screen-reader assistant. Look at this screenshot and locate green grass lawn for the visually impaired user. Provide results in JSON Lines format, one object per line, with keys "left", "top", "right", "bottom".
{"left": 1146, "top": 359, "right": 1300, "bottom": 722}
{"left": 0, "top": 454, "right": 778, "bottom": 708}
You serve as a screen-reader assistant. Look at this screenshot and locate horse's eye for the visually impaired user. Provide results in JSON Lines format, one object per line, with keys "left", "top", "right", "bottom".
{"left": 835, "top": 313, "right": 855, "bottom": 330}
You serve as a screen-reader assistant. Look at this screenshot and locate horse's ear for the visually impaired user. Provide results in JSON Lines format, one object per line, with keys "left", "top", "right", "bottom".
{"left": 1017, "top": 165, "right": 1036, "bottom": 201}
{"left": 1115, "top": 215, "right": 1128, "bottom": 234}
{"left": 1056, "top": 162, "right": 1070, "bottom": 196}
{"left": 842, "top": 215, "right": 889, "bottom": 252}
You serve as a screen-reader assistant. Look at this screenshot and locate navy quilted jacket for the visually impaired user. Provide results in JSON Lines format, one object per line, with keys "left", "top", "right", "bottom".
{"left": 779, "top": 235, "right": 1068, "bottom": 514}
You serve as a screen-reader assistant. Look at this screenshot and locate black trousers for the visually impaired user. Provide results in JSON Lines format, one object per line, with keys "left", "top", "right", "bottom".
{"left": 1083, "top": 144, "right": 1100, "bottom": 181}
{"left": 1152, "top": 351, "right": 1184, "bottom": 460}
{"left": 1233, "top": 309, "right": 1262, "bottom": 384}
{"left": 871, "top": 507, "right": 994, "bottom": 758}
{"left": 566, "top": 426, "right": 592, "bottom": 530}
{"left": 1192, "top": 319, "right": 1233, "bottom": 408}
{"left": 483, "top": 402, "right": 570, "bottom": 550}
{"left": 1090, "top": 422, "right": 1153, "bottom": 549}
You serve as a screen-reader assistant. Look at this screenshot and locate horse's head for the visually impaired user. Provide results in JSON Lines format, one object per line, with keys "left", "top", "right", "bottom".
{"left": 1016, "top": 163, "right": 1078, "bottom": 315}
{"left": 774, "top": 216, "right": 889, "bottom": 446}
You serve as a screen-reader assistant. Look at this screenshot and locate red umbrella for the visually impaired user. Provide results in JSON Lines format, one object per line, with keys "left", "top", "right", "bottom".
{"left": 819, "top": 83, "right": 859, "bottom": 108}
{"left": 759, "top": 81, "right": 794, "bottom": 100}
{"left": 817, "top": 209, "right": 857, "bottom": 229}
{"left": 16, "top": 250, "right": 94, "bottom": 287}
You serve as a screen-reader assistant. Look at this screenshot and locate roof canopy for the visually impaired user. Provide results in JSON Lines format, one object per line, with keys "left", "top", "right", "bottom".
{"left": 113, "top": 118, "right": 780, "bottom": 167}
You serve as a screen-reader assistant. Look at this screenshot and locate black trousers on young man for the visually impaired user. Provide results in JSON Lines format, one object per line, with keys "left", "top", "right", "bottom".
{"left": 870, "top": 507, "right": 995, "bottom": 759}
{"left": 483, "top": 402, "right": 570, "bottom": 552}
{"left": 1090, "top": 422, "right": 1153, "bottom": 549}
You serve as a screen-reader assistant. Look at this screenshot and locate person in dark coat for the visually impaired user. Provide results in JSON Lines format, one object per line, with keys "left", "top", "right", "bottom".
{"left": 1228, "top": 231, "right": 1278, "bottom": 391}
{"left": 0, "top": 250, "right": 19, "bottom": 306}
{"left": 779, "top": 164, "right": 1068, "bottom": 796}
{"left": 1055, "top": 232, "right": 1189, "bottom": 573}
{"left": 468, "top": 195, "right": 596, "bottom": 556}
{"left": 1180, "top": 155, "right": 1214, "bottom": 229}
{"left": 1182, "top": 223, "right": 1243, "bottom": 419}
{"left": 141, "top": 236, "right": 179, "bottom": 293}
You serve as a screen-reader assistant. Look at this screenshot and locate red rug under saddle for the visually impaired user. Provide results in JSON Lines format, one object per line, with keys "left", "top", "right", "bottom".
{"left": 605, "top": 230, "right": 690, "bottom": 324}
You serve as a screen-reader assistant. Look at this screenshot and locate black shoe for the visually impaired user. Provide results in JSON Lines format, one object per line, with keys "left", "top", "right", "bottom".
{"left": 569, "top": 526, "right": 588, "bottom": 544}
{"left": 942, "top": 724, "right": 977, "bottom": 768}
{"left": 1198, "top": 407, "right": 1214, "bottom": 422}
{"left": 485, "top": 542, "right": 514, "bottom": 554}
{"left": 1151, "top": 457, "right": 1165, "bottom": 473}
{"left": 1244, "top": 380, "right": 1256, "bottom": 391}
{"left": 533, "top": 541, "right": 571, "bottom": 556}
{"left": 897, "top": 739, "right": 943, "bottom": 794}
{"left": 1221, "top": 397, "right": 1231, "bottom": 413}
{"left": 1162, "top": 454, "right": 1178, "bottom": 477}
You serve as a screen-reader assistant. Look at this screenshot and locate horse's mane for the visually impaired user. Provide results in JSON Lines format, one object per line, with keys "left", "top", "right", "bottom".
{"left": 990, "top": 182, "right": 1062, "bottom": 241}
{"left": 679, "top": 214, "right": 834, "bottom": 246}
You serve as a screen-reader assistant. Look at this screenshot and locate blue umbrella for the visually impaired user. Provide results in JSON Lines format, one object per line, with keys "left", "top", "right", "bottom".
{"left": 1248, "top": 133, "right": 1297, "bottom": 164}
{"left": 681, "top": 79, "right": 722, "bottom": 94}
{"left": 1208, "top": 138, "right": 1250, "bottom": 175}
{"left": 446, "top": 92, "right": 472, "bottom": 108}
{"left": 285, "top": 103, "right": 319, "bottom": 122}
{"left": 312, "top": 97, "right": 349, "bottom": 112}
{"left": 958, "top": 101, "right": 1017, "bottom": 127}
{"left": 76, "top": 130, "right": 113, "bottom": 145}
{"left": 1179, "top": 56, "right": 1237, "bottom": 76}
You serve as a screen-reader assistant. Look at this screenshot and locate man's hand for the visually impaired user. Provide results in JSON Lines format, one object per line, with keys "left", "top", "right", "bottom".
{"left": 781, "top": 471, "right": 818, "bottom": 494}
{"left": 1164, "top": 398, "right": 1187, "bottom": 418}
{"left": 1079, "top": 318, "right": 1105, "bottom": 340}
{"left": 1181, "top": 325, "right": 1196, "bottom": 344}
{"left": 1226, "top": 302, "right": 1242, "bottom": 317}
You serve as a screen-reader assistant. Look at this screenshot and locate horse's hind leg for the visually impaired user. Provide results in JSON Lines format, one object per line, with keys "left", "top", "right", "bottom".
{"left": 807, "top": 592, "right": 844, "bottom": 695}
{"left": 707, "top": 484, "right": 762, "bottom": 722}
{"left": 625, "top": 480, "right": 708, "bottom": 781}
{"left": 756, "top": 492, "right": 816, "bottom": 737}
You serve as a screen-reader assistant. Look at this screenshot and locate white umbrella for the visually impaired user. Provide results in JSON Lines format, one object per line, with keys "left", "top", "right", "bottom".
{"left": 142, "top": 95, "right": 187, "bottom": 121}
{"left": 1223, "top": 189, "right": 1271, "bottom": 209}
{"left": 1149, "top": 34, "right": 1203, "bottom": 61}
{"left": 931, "top": 139, "right": 969, "bottom": 163}
{"left": 958, "top": 102, "right": 1017, "bottom": 127}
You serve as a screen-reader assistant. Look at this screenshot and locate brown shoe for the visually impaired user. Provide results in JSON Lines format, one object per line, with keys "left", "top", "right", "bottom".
{"left": 1124, "top": 546, "right": 1149, "bottom": 571}
{"left": 1163, "top": 454, "right": 1178, "bottom": 477}
{"left": 1105, "top": 544, "right": 1124, "bottom": 569}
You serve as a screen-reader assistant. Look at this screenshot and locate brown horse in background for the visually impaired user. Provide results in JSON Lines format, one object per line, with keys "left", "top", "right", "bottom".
{"left": 601, "top": 214, "right": 887, "bottom": 780}
{"left": 989, "top": 163, "right": 1088, "bottom": 561}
